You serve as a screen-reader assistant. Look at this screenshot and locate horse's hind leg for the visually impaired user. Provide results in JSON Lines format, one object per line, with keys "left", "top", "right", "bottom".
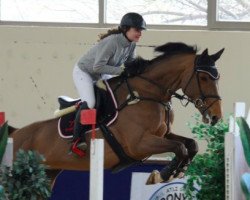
{"left": 165, "top": 132, "right": 199, "bottom": 178}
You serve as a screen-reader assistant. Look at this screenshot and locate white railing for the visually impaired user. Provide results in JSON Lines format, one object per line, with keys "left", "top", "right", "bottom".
{"left": 0, "top": 112, "right": 13, "bottom": 168}
{"left": 80, "top": 109, "right": 104, "bottom": 200}
{"left": 90, "top": 138, "right": 104, "bottom": 200}
{"left": 225, "top": 102, "right": 250, "bottom": 200}
{"left": 1, "top": 138, "right": 13, "bottom": 168}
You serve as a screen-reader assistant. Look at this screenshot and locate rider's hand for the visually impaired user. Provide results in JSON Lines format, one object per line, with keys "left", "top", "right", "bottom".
{"left": 120, "top": 64, "right": 125, "bottom": 71}
{"left": 120, "top": 65, "right": 130, "bottom": 78}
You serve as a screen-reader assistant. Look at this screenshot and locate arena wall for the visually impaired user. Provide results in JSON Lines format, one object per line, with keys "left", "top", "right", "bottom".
{"left": 1, "top": 26, "right": 250, "bottom": 152}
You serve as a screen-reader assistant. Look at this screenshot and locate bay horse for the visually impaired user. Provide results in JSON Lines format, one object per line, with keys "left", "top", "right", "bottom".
{"left": 7, "top": 42, "right": 224, "bottom": 185}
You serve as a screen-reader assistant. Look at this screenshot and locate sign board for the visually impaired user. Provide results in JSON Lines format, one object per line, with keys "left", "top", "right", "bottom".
{"left": 130, "top": 172, "right": 199, "bottom": 200}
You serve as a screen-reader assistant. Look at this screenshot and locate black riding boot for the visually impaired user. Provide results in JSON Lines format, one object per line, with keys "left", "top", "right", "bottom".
{"left": 72, "top": 101, "right": 89, "bottom": 152}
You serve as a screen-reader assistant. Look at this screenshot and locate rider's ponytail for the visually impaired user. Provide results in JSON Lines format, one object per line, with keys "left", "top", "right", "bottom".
{"left": 98, "top": 25, "right": 131, "bottom": 41}
{"left": 98, "top": 28, "right": 121, "bottom": 41}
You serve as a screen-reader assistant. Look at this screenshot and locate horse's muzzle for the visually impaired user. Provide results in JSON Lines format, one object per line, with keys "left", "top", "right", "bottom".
{"left": 202, "top": 113, "right": 220, "bottom": 126}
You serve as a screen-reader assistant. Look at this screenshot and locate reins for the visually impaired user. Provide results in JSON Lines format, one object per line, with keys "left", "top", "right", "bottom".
{"left": 115, "top": 55, "right": 221, "bottom": 115}
{"left": 113, "top": 75, "right": 173, "bottom": 133}
{"left": 115, "top": 77, "right": 172, "bottom": 111}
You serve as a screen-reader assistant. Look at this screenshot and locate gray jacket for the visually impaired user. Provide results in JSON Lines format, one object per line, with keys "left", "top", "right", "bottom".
{"left": 77, "top": 33, "right": 136, "bottom": 80}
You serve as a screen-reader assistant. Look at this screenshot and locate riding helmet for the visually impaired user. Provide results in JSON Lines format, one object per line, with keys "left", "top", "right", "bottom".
{"left": 120, "top": 12, "right": 146, "bottom": 30}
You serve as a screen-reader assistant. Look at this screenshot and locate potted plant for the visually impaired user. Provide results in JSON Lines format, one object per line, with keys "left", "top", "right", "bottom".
{"left": 0, "top": 149, "right": 51, "bottom": 200}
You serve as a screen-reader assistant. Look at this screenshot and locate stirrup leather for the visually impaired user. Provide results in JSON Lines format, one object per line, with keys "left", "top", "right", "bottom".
{"left": 71, "top": 138, "right": 86, "bottom": 157}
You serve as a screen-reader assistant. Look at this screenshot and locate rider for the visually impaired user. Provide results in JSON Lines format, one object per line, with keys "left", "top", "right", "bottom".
{"left": 72, "top": 12, "right": 146, "bottom": 153}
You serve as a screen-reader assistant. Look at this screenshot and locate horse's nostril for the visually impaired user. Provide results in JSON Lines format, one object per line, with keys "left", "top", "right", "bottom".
{"left": 211, "top": 116, "right": 219, "bottom": 125}
{"left": 212, "top": 116, "right": 216, "bottom": 120}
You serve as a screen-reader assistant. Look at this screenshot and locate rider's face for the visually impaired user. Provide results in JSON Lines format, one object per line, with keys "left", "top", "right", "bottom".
{"left": 126, "top": 27, "right": 142, "bottom": 42}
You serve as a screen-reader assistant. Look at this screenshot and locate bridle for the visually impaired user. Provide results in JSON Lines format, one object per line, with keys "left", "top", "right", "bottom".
{"left": 180, "top": 69, "right": 221, "bottom": 115}
{"left": 133, "top": 55, "right": 221, "bottom": 115}
{"left": 112, "top": 55, "right": 221, "bottom": 134}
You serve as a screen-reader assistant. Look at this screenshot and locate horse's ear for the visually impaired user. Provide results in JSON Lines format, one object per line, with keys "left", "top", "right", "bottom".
{"left": 211, "top": 48, "right": 225, "bottom": 62}
{"left": 200, "top": 48, "right": 208, "bottom": 58}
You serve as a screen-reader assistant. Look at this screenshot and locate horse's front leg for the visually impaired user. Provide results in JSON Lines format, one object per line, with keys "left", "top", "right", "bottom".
{"left": 165, "top": 132, "right": 199, "bottom": 178}
{"left": 139, "top": 136, "right": 188, "bottom": 184}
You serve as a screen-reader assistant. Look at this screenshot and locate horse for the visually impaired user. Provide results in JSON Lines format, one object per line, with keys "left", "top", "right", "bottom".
{"left": 7, "top": 42, "right": 224, "bottom": 186}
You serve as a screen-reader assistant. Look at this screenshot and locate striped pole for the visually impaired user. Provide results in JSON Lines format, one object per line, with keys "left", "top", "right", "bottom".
{"left": 81, "top": 109, "right": 104, "bottom": 200}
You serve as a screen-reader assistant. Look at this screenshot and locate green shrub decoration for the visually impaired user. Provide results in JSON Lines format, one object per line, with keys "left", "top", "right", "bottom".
{"left": 0, "top": 149, "right": 51, "bottom": 200}
{"left": 0, "top": 185, "right": 7, "bottom": 200}
{"left": 0, "top": 123, "right": 8, "bottom": 163}
{"left": 184, "top": 114, "right": 229, "bottom": 200}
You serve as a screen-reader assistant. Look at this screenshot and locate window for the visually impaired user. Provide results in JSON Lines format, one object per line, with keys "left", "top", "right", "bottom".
{"left": 217, "top": 0, "right": 250, "bottom": 22}
{"left": 0, "top": 0, "right": 249, "bottom": 30}
{"left": 0, "top": 0, "right": 98, "bottom": 23}
{"left": 106, "top": 0, "right": 207, "bottom": 26}
{"left": 210, "top": 0, "right": 250, "bottom": 30}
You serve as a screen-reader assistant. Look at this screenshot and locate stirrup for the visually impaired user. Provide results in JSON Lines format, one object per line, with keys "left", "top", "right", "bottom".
{"left": 71, "top": 138, "right": 86, "bottom": 157}
{"left": 78, "top": 142, "right": 87, "bottom": 150}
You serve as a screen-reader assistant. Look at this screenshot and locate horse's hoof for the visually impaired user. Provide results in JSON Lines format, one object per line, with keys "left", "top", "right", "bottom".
{"left": 174, "top": 166, "right": 187, "bottom": 179}
{"left": 78, "top": 142, "right": 87, "bottom": 150}
{"left": 177, "top": 172, "right": 185, "bottom": 179}
{"left": 146, "top": 170, "right": 163, "bottom": 185}
{"left": 167, "top": 174, "right": 175, "bottom": 182}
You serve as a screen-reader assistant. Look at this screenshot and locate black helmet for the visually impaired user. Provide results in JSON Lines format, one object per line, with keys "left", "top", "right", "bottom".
{"left": 120, "top": 12, "right": 146, "bottom": 30}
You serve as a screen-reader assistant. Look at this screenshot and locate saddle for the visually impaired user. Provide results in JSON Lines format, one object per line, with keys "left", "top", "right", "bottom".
{"left": 57, "top": 80, "right": 138, "bottom": 173}
{"left": 57, "top": 80, "right": 118, "bottom": 138}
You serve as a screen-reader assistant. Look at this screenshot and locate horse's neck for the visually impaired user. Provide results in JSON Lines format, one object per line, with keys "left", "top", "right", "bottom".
{"left": 145, "top": 55, "right": 195, "bottom": 93}
{"left": 109, "top": 54, "right": 195, "bottom": 102}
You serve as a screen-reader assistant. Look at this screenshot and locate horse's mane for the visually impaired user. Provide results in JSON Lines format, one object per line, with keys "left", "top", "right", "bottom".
{"left": 124, "top": 57, "right": 151, "bottom": 77}
{"left": 154, "top": 42, "right": 197, "bottom": 56}
{"left": 124, "top": 42, "right": 197, "bottom": 77}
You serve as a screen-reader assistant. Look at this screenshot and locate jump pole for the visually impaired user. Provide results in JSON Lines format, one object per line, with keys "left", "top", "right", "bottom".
{"left": 0, "top": 112, "right": 13, "bottom": 168}
{"left": 81, "top": 109, "right": 104, "bottom": 200}
{"left": 0, "top": 112, "right": 5, "bottom": 127}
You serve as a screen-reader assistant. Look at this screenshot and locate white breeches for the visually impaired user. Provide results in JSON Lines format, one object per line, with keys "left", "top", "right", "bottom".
{"left": 73, "top": 65, "right": 95, "bottom": 108}
{"left": 101, "top": 74, "right": 115, "bottom": 80}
